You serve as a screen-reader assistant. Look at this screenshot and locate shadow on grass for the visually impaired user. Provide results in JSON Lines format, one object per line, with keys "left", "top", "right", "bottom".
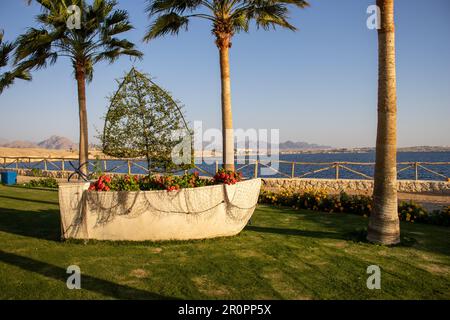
{"left": 245, "top": 225, "right": 344, "bottom": 240}
{"left": 0, "top": 207, "right": 61, "bottom": 241}
{"left": 344, "top": 227, "right": 418, "bottom": 247}
{"left": 4, "top": 185, "right": 58, "bottom": 193}
{"left": 0, "top": 195, "right": 59, "bottom": 206}
{"left": 0, "top": 250, "right": 174, "bottom": 300}
{"left": 255, "top": 205, "right": 450, "bottom": 256}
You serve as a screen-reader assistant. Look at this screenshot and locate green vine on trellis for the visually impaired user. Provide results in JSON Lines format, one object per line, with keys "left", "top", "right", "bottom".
{"left": 100, "top": 68, "right": 193, "bottom": 173}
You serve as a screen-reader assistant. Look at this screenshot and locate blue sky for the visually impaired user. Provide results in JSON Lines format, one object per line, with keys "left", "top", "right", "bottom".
{"left": 0, "top": 0, "right": 449, "bottom": 148}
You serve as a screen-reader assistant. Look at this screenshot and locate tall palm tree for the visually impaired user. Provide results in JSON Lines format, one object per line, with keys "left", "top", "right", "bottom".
{"left": 367, "top": 0, "right": 400, "bottom": 245}
{"left": 15, "top": 0, "right": 142, "bottom": 178}
{"left": 144, "top": 0, "right": 309, "bottom": 171}
{"left": 0, "top": 31, "right": 31, "bottom": 94}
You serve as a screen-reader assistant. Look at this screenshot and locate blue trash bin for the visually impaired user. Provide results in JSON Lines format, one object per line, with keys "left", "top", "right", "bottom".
{"left": 0, "top": 171, "right": 17, "bottom": 185}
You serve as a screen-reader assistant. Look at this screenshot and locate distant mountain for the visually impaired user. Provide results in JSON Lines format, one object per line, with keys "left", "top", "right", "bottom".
{"left": 1, "top": 140, "right": 38, "bottom": 148}
{"left": 37, "top": 135, "right": 77, "bottom": 150}
{"left": 0, "top": 135, "right": 77, "bottom": 150}
{"left": 200, "top": 139, "right": 332, "bottom": 152}
{"left": 279, "top": 140, "right": 332, "bottom": 150}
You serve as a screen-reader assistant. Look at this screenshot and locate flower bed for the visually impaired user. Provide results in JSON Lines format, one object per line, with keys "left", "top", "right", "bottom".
{"left": 58, "top": 170, "right": 260, "bottom": 241}
{"left": 259, "top": 188, "right": 450, "bottom": 227}
{"left": 88, "top": 169, "right": 243, "bottom": 192}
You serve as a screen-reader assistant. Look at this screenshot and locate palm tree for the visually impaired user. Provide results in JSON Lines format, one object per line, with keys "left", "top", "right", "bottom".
{"left": 15, "top": 0, "right": 142, "bottom": 178}
{"left": 144, "top": 0, "right": 309, "bottom": 171}
{"left": 367, "top": 0, "right": 400, "bottom": 245}
{"left": 0, "top": 31, "right": 31, "bottom": 94}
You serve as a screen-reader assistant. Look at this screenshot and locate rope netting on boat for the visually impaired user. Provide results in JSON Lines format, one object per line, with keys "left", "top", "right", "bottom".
{"left": 59, "top": 179, "right": 261, "bottom": 239}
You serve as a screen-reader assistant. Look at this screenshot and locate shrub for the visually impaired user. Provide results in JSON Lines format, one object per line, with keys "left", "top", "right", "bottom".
{"left": 259, "top": 188, "right": 371, "bottom": 216}
{"left": 339, "top": 192, "right": 372, "bottom": 217}
{"left": 139, "top": 172, "right": 214, "bottom": 192}
{"left": 89, "top": 171, "right": 225, "bottom": 192}
{"left": 428, "top": 206, "right": 450, "bottom": 227}
{"left": 259, "top": 187, "right": 450, "bottom": 227}
{"left": 110, "top": 175, "right": 140, "bottom": 191}
{"left": 24, "top": 178, "right": 58, "bottom": 189}
{"left": 176, "top": 172, "right": 213, "bottom": 189}
{"left": 259, "top": 189, "right": 280, "bottom": 206}
{"left": 30, "top": 168, "right": 43, "bottom": 177}
{"left": 398, "top": 201, "right": 428, "bottom": 223}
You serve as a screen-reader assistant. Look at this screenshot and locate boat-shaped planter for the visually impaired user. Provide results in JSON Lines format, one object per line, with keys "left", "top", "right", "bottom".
{"left": 58, "top": 178, "right": 261, "bottom": 241}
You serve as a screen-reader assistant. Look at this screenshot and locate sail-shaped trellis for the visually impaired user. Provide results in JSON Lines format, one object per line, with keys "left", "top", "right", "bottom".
{"left": 101, "top": 68, "right": 192, "bottom": 173}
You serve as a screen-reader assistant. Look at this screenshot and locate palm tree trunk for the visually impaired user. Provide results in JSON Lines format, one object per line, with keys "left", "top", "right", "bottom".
{"left": 75, "top": 64, "right": 89, "bottom": 179}
{"left": 367, "top": 0, "right": 400, "bottom": 245}
{"left": 218, "top": 43, "right": 235, "bottom": 171}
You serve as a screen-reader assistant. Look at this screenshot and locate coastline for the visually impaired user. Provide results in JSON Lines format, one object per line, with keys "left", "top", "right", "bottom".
{"left": 0, "top": 147, "right": 104, "bottom": 158}
{"left": 2, "top": 146, "right": 450, "bottom": 159}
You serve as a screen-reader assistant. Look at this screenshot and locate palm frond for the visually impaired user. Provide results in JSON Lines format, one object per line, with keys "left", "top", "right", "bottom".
{"left": 0, "top": 31, "right": 32, "bottom": 94}
{"left": 0, "top": 40, "right": 15, "bottom": 68}
{"left": 0, "top": 72, "right": 15, "bottom": 94}
{"left": 146, "top": 0, "right": 203, "bottom": 15}
{"left": 251, "top": 3, "right": 297, "bottom": 31}
{"left": 271, "top": 0, "right": 309, "bottom": 8}
{"left": 15, "top": 0, "right": 142, "bottom": 82}
{"left": 144, "top": 12, "right": 189, "bottom": 42}
{"left": 145, "top": 0, "right": 309, "bottom": 42}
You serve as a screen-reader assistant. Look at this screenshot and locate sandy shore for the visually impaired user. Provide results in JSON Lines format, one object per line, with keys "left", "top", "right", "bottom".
{"left": 0, "top": 147, "right": 104, "bottom": 159}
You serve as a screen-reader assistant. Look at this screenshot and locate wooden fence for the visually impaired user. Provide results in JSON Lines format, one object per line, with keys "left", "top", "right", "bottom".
{"left": 1, "top": 156, "right": 449, "bottom": 181}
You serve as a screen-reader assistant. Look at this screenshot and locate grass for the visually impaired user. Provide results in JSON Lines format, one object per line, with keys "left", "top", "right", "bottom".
{"left": 0, "top": 185, "right": 449, "bottom": 300}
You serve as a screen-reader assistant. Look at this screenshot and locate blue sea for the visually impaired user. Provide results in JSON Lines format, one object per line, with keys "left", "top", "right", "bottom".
{"left": 7, "top": 151, "right": 450, "bottom": 181}
{"left": 273, "top": 152, "right": 450, "bottom": 180}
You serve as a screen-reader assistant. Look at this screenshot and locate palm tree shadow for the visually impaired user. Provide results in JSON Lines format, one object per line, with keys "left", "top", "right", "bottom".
{"left": 0, "top": 207, "right": 61, "bottom": 241}
{"left": 245, "top": 225, "right": 345, "bottom": 240}
{"left": 0, "top": 194, "right": 59, "bottom": 206}
{"left": 0, "top": 250, "right": 175, "bottom": 300}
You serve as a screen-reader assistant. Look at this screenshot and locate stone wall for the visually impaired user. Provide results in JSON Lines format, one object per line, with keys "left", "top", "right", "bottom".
{"left": 16, "top": 169, "right": 73, "bottom": 179}
{"left": 15, "top": 169, "right": 145, "bottom": 180}
{"left": 261, "top": 178, "right": 450, "bottom": 195}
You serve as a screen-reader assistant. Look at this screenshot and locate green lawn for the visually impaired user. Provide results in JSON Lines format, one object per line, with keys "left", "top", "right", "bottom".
{"left": 0, "top": 185, "right": 449, "bottom": 300}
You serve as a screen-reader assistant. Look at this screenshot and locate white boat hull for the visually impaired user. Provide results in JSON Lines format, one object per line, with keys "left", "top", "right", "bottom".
{"left": 58, "top": 179, "right": 261, "bottom": 241}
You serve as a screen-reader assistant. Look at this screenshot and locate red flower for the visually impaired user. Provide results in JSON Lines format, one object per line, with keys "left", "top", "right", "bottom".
{"left": 214, "top": 169, "right": 242, "bottom": 185}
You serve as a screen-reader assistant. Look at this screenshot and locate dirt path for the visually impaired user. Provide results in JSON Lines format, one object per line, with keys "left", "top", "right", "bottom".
{"left": 398, "top": 192, "right": 449, "bottom": 211}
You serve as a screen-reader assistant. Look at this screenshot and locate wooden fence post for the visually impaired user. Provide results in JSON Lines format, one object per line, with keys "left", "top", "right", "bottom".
{"left": 291, "top": 162, "right": 295, "bottom": 178}
{"left": 335, "top": 163, "right": 340, "bottom": 180}
{"left": 415, "top": 162, "right": 419, "bottom": 181}
{"left": 254, "top": 160, "right": 258, "bottom": 178}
